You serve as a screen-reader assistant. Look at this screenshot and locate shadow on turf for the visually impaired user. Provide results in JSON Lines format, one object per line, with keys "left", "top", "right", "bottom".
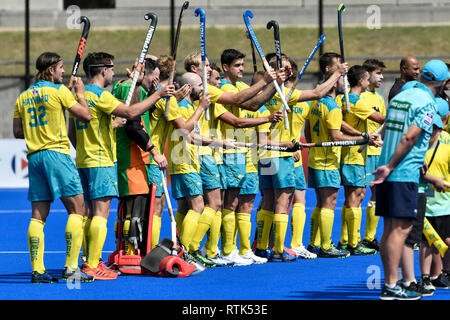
{"left": 286, "top": 281, "right": 380, "bottom": 300}
{"left": 0, "top": 269, "right": 63, "bottom": 284}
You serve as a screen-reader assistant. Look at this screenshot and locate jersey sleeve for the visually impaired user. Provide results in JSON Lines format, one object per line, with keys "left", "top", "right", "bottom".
{"left": 13, "top": 100, "right": 22, "bottom": 119}
{"left": 57, "top": 85, "right": 78, "bottom": 110}
{"left": 353, "top": 99, "right": 376, "bottom": 121}
{"left": 207, "top": 84, "right": 225, "bottom": 104}
{"left": 412, "top": 100, "right": 436, "bottom": 134}
{"left": 213, "top": 102, "right": 228, "bottom": 119}
{"left": 97, "top": 91, "right": 122, "bottom": 115}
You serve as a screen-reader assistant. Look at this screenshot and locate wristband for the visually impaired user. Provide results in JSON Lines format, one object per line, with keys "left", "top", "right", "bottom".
{"left": 148, "top": 145, "right": 155, "bottom": 152}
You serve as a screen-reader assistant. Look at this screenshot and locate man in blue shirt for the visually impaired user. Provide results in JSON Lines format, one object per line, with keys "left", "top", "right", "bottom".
{"left": 371, "top": 60, "right": 449, "bottom": 300}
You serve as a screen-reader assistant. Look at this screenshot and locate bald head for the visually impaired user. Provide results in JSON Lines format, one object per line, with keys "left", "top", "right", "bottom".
{"left": 179, "top": 72, "right": 203, "bottom": 101}
{"left": 400, "top": 55, "right": 420, "bottom": 81}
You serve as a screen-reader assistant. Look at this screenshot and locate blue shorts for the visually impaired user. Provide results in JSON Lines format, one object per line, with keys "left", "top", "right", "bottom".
{"left": 240, "top": 172, "right": 259, "bottom": 195}
{"left": 307, "top": 167, "right": 341, "bottom": 189}
{"left": 199, "top": 155, "right": 221, "bottom": 190}
{"left": 365, "top": 155, "right": 380, "bottom": 183}
{"left": 217, "top": 164, "right": 227, "bottom": 190}
{"left": 295, "top": 165, "right": 307, "bottom": 190}
{"left": 78, "top": 165, "right": 119, "bottom": 201}
{"left": 170, "top": 172, "right": 203, "bottom": 199}
{"left": 340, "top": 164, "right": 367, "bottom": 187}
{"left": 222, "top": 152, "right": 246, "bottom": 189}
{"left": 259, "top": 156, "right": 296, "bottom": 190}
{"left": 148, "top": 164, "right": 166, "bottom": 197}
{"left": 27, "top": 150, "right": 84, "bottom": 202}
{"left": 375, "top": 181, "right": 419, "bottom": 219}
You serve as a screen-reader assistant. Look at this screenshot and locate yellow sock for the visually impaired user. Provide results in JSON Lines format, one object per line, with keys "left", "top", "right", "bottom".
{"left": 340, "top": 204, "right": 348, "bottom": 245}
{"left": 123, "top": 213, "right": 131, "bottom": 254}
{"left": 179, "top": 209, "right": 200, "bottom": 250}
{"left": 28, "top": 218, "right": 45, "bottom": 273}
{"left": 87, "top": 216, "right": 108, "bottom": 269}
{"left": 290, "top": 203, "right": 306, "bottom": 248}
{"left": 221, "top": 209, "right": 236, "bottom": 256}
{"left": 64, "top": 213, "right": 84, "bottom": 269}
{"left": 82, "top": 217, "right": 91, "bottom": 258}
{"left": 175, "top": 211, "right": 185, "bottom": 235}
{"left": 273, "top": 213, "right": 289, "bottom": 254}
{"left": 309, "top": 207, "right": 321, "bottom": 247}
{"left": 346, "top": 206, "right": 362, "bottom": 248}
{"left": 233, "top": 212, "right": 239, "bottom": 251}
{"left": 206, "top": 210, "right": 222, "bottom": 258}
{"left": 319, "top": 208, "right": 334, "bottom": 250}
{"left": 237, "top": 213, "right": 252, "bottom": 255}
{"left": 151, "top": 215, "right": 162, "bottom": 250}
{"left": 364, "top": 201, "right": 379, "bottom": 242}
{"left": 256, "top": 209, "right": 274, "bottom": 250}
{"left": 190, "top": 207, "right": 216, "bottom": 252}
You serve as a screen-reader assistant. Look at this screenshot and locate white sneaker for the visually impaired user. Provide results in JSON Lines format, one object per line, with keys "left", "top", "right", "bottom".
{"left": 290, "top": 245, "right": 317, "bottom": 259}
{"left": 223, "top": 249, "right": 253, "bottom": 266}
{"left": 240, "top": 250, "right": 268, "bottom": 264}
{"left": 207, "top": 254, "right": 235, "bottom": 267}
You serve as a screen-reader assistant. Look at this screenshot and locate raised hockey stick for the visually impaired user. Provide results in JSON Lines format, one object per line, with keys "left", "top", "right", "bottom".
{"left": 165, "top": 1, "right": 189, "bottom": 117}
{"left": 246, "top": 31, "right": 258, "bottom": 73}
{"left": 267, "top": 20, "right": 289, "bottom": 130}
{"left": 195, "top": 8, "right": 210, "bottom": 121}
{"left": 68, "top": 16, "right": 90, "bottom": 90}
{"left": 338, "top": 3, "right": 351, "bottom": 113}
{"left": 125, "top": 13, "right": 158, "bottom": 106}
{"left": 285, "top": 34, "right": 326, "bottom": 101}
{"left": 243, "top": 10, "right": 291, "bottom": 114}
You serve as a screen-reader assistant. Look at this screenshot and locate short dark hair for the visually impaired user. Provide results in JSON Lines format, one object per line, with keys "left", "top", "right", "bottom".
{"left": 220, "top": 49, "right": 245, "bottom": 67}
{"left": 363, "top": 59, "right": 386, "bottom": 73}
{"left": 210, "top": 62, "right": 221, "bottom": 73}
{"left": 83, "top": 52, "right": 114, "bottom": 78}
{"left": 319, "top": 52, "right": 341, "bottom": 76}
{"left": 347, "top": 65, "right": 368, "bottom": 87}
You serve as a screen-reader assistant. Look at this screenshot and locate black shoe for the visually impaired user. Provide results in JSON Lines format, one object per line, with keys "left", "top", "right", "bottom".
{"left": 401, "top": 280, "right": 434, "bottom": 297}
{"left": 317, "top": 245, "right": 350, "bottom": 258}
{"left": 361, "top": 239, "right": 379, "bottom": 251}
{"left": 336, "top": 242, "right": 347, "bottom": 251}
{"left": 420, "top": 275, "right": 436, "bottom": 295}
{"left": 431, "top": 273, "right": 450, "bottom": 289}
{"left": 62, "top": 266, "right": 94, "bottom": 282}
{"left": 31, "top": 271, "right": 58, "bottom": 284}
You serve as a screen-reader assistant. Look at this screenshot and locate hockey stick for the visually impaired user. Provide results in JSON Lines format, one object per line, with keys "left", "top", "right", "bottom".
{"left": 246, "top": 134, "right": 368, "bottom": 152}
{"left": 285, "top": 34, "right": 326, "bottom": 101}
{"left": 165, "top": 1, "right": 189, "bottom": 117}
{"left": 160, "top": 170, "right": 177, "bottom": 248}
{"left": 125, "top": 13, "right": 158, "bottom": 106}
{"left": 195, "top": 8, "right": 210, "bottom": 121}
{"left": 246, "top": 31, "right": 258, "bottom": 73}
{"left": 68, "top": 16, "right": 90, "bottom": 90}
{"left": 243, "top": 10, "right": 291, "bottom": 114}
{"left": 337, "top": 3, "right": 350, "bottom": 113}
{"left": 267, "top": 20, "right": 289, "bottom": 130}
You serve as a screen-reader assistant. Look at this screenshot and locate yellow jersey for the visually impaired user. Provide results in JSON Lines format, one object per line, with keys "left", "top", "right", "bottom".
{"left": 360, "top": 89, "right": 386, "bottom": 156}
{"left": 218, "top": 79, "right": 249, "bottom": 154}
{"left": 259, "top": 87, "right": 302, "bottom": 159}
{"left": 71, "top": 83, "right": 121, "bottom": 168}
{"left": 150, "top": 95, "right": 180, "bottom": 166}
{"left": 14, "top": 80, "right": 78, "bottom": 157}
{"left": 291, "top": 101, "right": 310, "bottom": 167}
{"left": 167, "top": 98, "right": 200, "bottom": 175}
{"left": 340, "top": 93, "right": 374, "bottom": 166}
{"left": 307, "top": 95, "right": 343, "bottom": 170}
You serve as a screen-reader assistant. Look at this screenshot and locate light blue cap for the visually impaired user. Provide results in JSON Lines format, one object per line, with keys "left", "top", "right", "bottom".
{"left": 436, "top": 97, "right": 449, "bottom": 116}
{"left": 422, "top": 60, "right": 450, "bottom": 82}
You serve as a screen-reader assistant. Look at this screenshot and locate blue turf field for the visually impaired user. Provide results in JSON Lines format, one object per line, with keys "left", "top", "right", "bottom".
{"left": 0, "top": 187, "right": 449, "bottom": 301}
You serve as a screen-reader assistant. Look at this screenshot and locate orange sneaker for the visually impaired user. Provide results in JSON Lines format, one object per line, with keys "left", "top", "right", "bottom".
{"left": 82, "top": 263, "right": 118, "bottom": 280}
{"left": 99, "top": 260, "right": 120, "bottom": 275}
